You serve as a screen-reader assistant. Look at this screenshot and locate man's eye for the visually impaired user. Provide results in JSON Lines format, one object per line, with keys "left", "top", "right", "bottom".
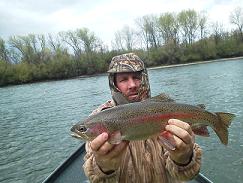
{"left": 119, "top": 78, "right": 127, "bottom": 82}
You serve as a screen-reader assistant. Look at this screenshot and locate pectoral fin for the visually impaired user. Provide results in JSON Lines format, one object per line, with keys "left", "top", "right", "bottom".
{"left": 108, "top": 131, "right": 123, "bottom": 144}
{"left": 158, "top": 131, "right": 176, "bottom": 150}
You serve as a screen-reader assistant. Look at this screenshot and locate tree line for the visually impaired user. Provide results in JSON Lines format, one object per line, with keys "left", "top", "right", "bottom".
{"left": 1, "top": 8, "right": 243, "bottom": 87}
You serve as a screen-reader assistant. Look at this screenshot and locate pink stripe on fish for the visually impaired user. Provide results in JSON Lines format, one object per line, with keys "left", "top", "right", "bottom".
{"left": 89, "top": 123, "right": 108, "bottom": 135}
{"left": 132, "top": 113, "right": 194, "bottom": 123}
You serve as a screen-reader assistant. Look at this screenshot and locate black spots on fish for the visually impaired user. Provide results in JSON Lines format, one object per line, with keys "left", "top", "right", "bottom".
{"left": 213, "top": 112, "right": 235, "bottom": 145}
{"left": 197, "top": 104, "right": 206, "bottom": 109}
{"left": 216, "top": 112, "right": 235, "bottom": 127}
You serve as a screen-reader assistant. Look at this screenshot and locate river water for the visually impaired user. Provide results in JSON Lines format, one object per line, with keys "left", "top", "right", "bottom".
{"left": 0, "top": 58, "right": 242, "bottom": 183}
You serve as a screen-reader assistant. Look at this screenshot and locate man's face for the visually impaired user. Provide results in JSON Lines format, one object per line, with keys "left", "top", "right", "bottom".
{"left": 115, "top": 72, "right": 142, "bottom": 102}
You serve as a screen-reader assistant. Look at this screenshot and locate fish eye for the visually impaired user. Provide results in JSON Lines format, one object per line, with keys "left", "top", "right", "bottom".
{"left": 79, "top": 126, "right": 87, "bottom": 132}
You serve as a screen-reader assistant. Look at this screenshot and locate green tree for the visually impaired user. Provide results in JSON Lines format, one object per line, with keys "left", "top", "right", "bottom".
{"left": 178, "top": 9, "right": 198, "bottom": 45}
{"left": 158, "top": 12, "right": 179, "bottom": 45}
{"left": 8, "top": 34, "right": 50, "bottom": 64}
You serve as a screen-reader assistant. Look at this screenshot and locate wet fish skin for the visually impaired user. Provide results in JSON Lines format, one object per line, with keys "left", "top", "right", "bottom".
{"left": 71, "top": 94, "right": 235, "bottom": 145}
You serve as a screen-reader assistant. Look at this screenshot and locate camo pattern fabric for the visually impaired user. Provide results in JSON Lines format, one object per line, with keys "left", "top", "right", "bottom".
{"left": 107, "top": 53, "right": 145, "bottom": 73}
{"left": 108, "top": 53, "right": 151, "bottom": 105}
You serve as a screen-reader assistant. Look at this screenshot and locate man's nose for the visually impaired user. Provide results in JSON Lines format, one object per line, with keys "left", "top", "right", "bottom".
{"left": 128, "top": 78, "right": 136, "bottom": 88}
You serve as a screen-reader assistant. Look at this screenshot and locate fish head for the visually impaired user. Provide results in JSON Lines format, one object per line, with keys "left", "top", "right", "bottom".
{"left": 70, "top": 123, "right": 95, "bottom": 141}
{"left": 70, "top": 122, "right": 108, "bottom": 141}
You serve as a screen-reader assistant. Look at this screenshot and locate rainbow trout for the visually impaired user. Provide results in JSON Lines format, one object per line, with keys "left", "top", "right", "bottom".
{"left": 71, "top": 94, "right": 235, "bottom": 146}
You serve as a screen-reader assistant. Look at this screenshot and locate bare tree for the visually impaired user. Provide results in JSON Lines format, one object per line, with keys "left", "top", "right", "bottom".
{"left": 0, "top": 37, "right": 9, "bottom": 62}
{"left": 59, "top": 28, "right": 100, "bottom": 58}
{"left": 211, "top": 21, "right": 225, "bottom": 45}
{"left": 112, "top": 25, "right": 137, "bottom": 51}
{"left": 59, "top": 30, "right": 83, "bottom": 58}
{"left": 113, "top": 30, "right": 125, "bottom": 51}
{"left": 230, "top": 7, "right": 243, "bottom": 41}
{"left": 8, "top": 35, "right": 30, "bottom": 63}
{"left": 48, "top": 33, "right": 64, "bottom": 53}
{"left": 135, "top": 17, "right": 149, "bottom": 50}
{"left": 122, "top": 26, "right": 136, "bottom": 50}
{"left": 136, "top": 15, "right": 160, "bottom": 50}
{"left": 198, "top": 11, "right": 208, "bottom": 39}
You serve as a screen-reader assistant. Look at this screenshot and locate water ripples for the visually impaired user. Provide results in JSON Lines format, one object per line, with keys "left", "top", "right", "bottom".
{"left": 1, "top": 59, "right": 243, "bottom": 183}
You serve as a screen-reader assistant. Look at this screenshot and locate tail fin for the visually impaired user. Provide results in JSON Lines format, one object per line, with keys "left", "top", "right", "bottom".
{"left": 215, "top": 112, "right": 235, "bottom": 145}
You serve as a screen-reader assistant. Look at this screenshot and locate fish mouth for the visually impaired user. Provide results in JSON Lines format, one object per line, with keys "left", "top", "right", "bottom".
{"left": 70, "top": 129, "right": 90, "bottom": 140}
{"left": 70, "top": 128, "right": 83, "bottom": 138}
{"left": 70, "top": 125, "right": 90, "bottom": 140}
{"left": 71, "top": 132, "right": 83, "bottom": 139}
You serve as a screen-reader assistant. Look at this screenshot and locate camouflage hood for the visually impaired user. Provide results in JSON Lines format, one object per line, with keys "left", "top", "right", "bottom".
{"left": 108, "top": 53, "right": 151, "bottom": 105}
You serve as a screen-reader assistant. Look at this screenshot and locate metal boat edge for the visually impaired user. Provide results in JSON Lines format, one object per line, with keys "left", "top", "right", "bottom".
{"left": 42, "top": 143, "right": 213, "bottom": 183}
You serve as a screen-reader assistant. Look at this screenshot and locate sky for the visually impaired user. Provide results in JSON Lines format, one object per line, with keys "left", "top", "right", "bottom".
{"left": 0, "top": 0, "right": 241, "bottom": 46}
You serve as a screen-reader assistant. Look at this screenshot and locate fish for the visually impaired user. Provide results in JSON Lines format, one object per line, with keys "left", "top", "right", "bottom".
{"left": 70, "top": 93, "right": 235, "bottom": 148}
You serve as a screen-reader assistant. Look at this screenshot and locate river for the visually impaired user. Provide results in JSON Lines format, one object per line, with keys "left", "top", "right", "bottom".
{"left": 0, "top": 58, "right": 242, "bottom": 183}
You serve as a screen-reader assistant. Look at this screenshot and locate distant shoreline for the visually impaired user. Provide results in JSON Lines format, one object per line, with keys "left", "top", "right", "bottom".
{"left": 148, "top": 56, "right": 243, "bottom": 70}
{"left": 79, "top": 56, "right": 243, "bottom": 79}
{"left": 78, "top": 56, "right": 243, "bottom": 78}
{"left": 2, "top": 56, "right": 243, "bottom": 88}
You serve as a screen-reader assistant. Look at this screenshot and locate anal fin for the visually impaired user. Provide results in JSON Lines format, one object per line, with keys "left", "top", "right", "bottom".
{"left": 192, "top": 126, "right": 210, "bottom": 137}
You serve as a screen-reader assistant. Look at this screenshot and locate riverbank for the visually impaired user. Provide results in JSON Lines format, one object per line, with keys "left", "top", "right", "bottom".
{"left": 148, "top": 56, "right": 243, "bottom": 70}
{"left": 80, "top": 56, "right": 243, "bottom": 77}
{"left": 1, "top": 56, "right": 243, "bottom": 88}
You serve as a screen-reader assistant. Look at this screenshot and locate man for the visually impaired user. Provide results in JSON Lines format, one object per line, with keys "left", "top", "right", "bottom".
{"left": 83, "top": 53, "right": 202, "bottom": 183}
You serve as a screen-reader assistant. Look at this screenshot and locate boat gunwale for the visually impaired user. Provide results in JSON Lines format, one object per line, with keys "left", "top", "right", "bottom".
{"left": 42, "top": 143, "right": 213, "bottom": 183}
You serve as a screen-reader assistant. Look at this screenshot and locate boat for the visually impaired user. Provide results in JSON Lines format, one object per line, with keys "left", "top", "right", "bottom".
{"left": 42, "top": 143, "right": 213, "bottom": 183}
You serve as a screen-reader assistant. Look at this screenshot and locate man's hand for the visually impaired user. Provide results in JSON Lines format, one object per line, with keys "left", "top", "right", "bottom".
{"left": 90, "top": 133, "right": 129, "bottom": 173}
{"left": 160, "top": 119, "right": 195, "bottom": 165}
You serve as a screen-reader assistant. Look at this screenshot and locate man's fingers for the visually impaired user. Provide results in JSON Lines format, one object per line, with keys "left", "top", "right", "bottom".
{"left": 97, "top": 141, "right": 115, "bottom": 155}
{"left": 90, "top": 133, "right": 109, "bottom": 151}
{"left": 166, "top": 120, "right": 193, "bottom": 144}
{"left": 108, "top": 141, "right": 129, "bottom": 158}
{"left": 90, "top": 133, "right": 128, "bottom": 156}
{"left": 161, "top": 134, "right": 191, "bottom": 153}
{"left": 165, "top": 125, "right": 192, "bottom": 144}
{"left": 168, "top": 119, "right": 193, "bottom": 135}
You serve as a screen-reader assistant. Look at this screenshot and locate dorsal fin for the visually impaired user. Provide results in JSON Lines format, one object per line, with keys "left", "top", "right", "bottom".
{"left": 150, "top": 93, "right": 175, "bottom": 102}
{"left": 112, "top": 92, "right": 129, "bottom": 105}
